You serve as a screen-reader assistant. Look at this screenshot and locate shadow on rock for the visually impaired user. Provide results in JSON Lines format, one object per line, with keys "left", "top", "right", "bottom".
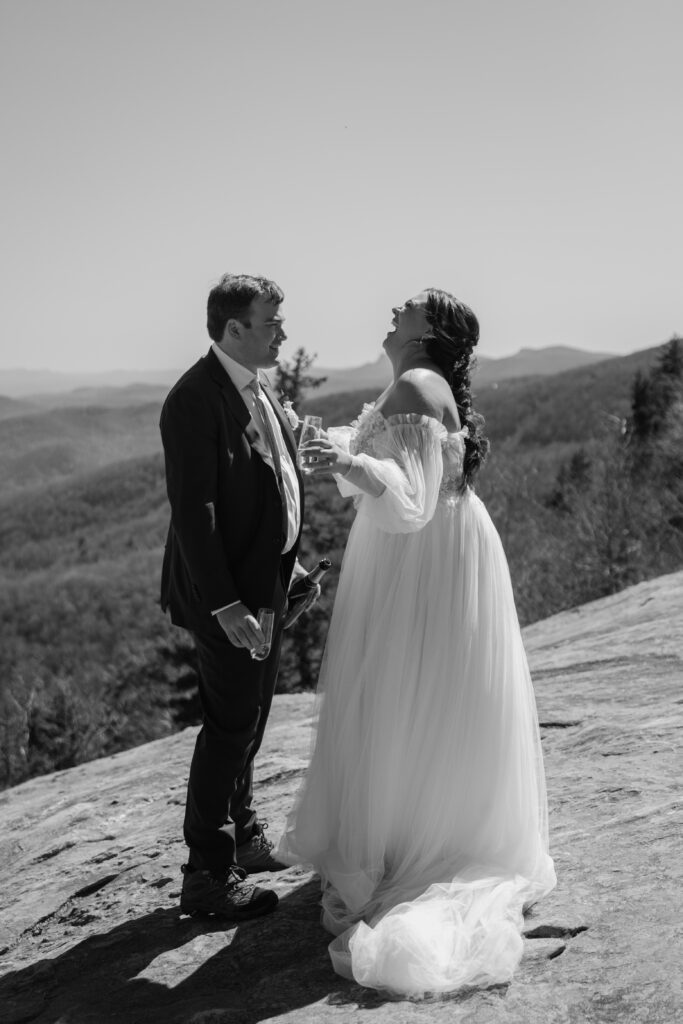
{"left": 0, "top": 878, "right": 363, "bottom": 1024}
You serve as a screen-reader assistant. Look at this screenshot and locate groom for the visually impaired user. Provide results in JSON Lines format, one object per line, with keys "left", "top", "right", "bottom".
{"left": 160, "top": 273, "right": 307, "bottom": 920}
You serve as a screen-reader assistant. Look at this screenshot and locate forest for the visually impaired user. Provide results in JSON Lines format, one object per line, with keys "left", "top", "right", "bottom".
{"left": 0, "top": 339, "right": 681, "bottom": 788}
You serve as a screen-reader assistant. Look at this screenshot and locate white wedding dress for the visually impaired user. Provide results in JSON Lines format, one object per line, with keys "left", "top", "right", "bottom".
{"left": 280, "top": 405, "right": 556, "bottom": 997}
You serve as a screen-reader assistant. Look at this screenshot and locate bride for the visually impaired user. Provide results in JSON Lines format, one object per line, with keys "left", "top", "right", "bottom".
{"left": 280, "top": 288, "right": 556, "bottom": 997}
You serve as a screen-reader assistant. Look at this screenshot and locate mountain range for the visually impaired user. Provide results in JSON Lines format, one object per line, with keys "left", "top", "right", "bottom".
{"left": 0, "top": 343, "right": 668, "bottom": 498}
{"left": 313, "top": 346, "right": 615, "bottom": 396}
{"left": 0, "top": 337, "right": 679, "bottom": 797}
{"left": 0, "top": 345, "right": 614, "bottom": 405}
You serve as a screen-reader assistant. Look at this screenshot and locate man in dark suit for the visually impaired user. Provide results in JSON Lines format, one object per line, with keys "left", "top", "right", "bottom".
{"left": 160, "top": 273, "right": 309, "bottom": 920}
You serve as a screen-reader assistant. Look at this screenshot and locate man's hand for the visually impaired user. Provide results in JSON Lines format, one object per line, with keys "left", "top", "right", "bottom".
{"left": 282, "top": 578, "right": 321, "bottom": 629}
{"left": 294, "top": 584, "right": 321, "bottom": 615}
{"left": 216, "top": 603, "right": 265, "bottom": 650}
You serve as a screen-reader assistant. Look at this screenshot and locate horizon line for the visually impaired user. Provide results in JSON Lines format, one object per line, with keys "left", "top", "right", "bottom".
{"left": 0, "top": 340, "right": 664, "bottom": 378}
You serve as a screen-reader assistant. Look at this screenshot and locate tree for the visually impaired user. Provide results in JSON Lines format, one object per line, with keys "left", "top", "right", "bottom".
{"left": 282, "top": 600, "right": 330, "bottom": 690}
{"left": 272, "top": 348, "right": 331, "bottom": 688}
{"left": 274, "top": 347, "right": 326, "bottom": 407}
{"left": 568, "top": 430, "right": 646, "bottom": 598}
{"left": 658, "top": 336, "right": 683, "bottom": 380}
{"left": 630, "top": 337, "right": 683, "bottom": 442}
{"left": 160, "top": 634, "right": 202, "bottom": 727}
{"left": 545, "top": 447, "right": 592, "bottom": 512}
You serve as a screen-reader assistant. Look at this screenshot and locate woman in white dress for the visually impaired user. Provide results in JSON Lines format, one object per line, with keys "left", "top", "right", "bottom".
{"left": 280, "top": 288, "right": 556, "bottom": 997}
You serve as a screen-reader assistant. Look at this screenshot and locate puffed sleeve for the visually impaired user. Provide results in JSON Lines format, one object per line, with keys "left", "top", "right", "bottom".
{"left": 335, "top": 415, "right": 447, "bottom": 534}
{"left": 326, "top": 425, "right": 361, "bottom": 501}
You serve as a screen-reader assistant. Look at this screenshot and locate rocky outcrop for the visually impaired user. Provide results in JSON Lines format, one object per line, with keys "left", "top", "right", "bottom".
{"left": 1, "top": 571, "right": 681, "bottom": 1023}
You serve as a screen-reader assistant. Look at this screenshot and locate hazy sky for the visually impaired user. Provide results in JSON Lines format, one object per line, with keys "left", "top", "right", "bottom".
{"left": 1, "top": 0, "right": 681, "bottom": 372}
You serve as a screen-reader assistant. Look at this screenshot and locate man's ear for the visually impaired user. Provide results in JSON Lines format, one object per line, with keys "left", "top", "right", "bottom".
{"left": 225, "top": 318, "right": 243, "bottom": 341}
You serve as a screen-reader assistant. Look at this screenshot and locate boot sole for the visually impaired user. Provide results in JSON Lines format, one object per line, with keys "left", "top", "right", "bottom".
{"left": 180, "top": 892, "right": 278, "bottom": 921}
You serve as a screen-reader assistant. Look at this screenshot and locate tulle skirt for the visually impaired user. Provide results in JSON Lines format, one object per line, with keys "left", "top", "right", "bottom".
{"left": 280, "top": 490, "right": 556, "bottom": 996}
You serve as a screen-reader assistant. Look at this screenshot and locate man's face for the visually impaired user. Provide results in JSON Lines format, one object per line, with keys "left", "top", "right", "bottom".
{"left": 222, "top": 295, "right": 286, "bottom": 371}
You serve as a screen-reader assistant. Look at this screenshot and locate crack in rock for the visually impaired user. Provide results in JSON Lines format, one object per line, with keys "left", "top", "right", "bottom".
{"left": 524, "top": 924, "right": 589, "bottom": 939}
{"left": 535, "top": 657, "right": 633, "bottom": 678}
{"left": 535, "top": 653, "right": 681, "bottom": 680}
{"left": 16, "top": 871, "right": 130, "bottom": 944}
{"left": 258, "top": 766, "right": 308, "bottom": 784}
{"left": 88, "top": 849, "right": 118, "bottom": 864}
{"left": 72, "top": 873, "right": 120, "bottom": 899}
{"left": 30, "top": 841, "right": 77, "bottom": 863}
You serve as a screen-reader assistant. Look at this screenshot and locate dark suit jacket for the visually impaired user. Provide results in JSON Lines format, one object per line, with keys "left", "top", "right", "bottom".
{"left": 160, "top": 348, "right": 304, "bottom": 633}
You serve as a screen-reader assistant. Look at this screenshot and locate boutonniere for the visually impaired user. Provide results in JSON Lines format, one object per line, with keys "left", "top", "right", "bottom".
{"left": 282, "top": 399, "right": 300, "bottom": 430}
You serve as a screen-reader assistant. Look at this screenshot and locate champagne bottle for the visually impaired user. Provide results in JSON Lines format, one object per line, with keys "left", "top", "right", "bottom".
{"left": 283, "top": 558, "right": 332, "bottom": 629}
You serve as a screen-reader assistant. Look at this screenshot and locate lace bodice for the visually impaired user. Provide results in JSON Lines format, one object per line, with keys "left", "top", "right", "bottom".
{"left": 349, "top": 403, "right": 467, "bottom": 502}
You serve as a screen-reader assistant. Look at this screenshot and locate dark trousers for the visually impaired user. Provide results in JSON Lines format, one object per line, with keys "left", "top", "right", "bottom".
{"left": 183, "top": 574, "right": 286, "bottom": 874}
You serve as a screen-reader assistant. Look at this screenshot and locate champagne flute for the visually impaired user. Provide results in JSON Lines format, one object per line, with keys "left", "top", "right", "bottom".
{"left": 250, "top": 608, "right": 275, "bottom": 661}
{"left": 298, "top": 415, "right": 323, "bottom": 474}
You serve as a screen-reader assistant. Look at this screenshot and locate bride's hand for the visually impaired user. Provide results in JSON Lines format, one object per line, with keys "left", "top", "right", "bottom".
{"left": 300, "top": 437, "right": 353, "bottom": 476}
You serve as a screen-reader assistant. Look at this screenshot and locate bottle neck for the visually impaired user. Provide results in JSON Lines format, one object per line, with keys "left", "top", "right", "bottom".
{"left": 308, "top": 559, "right": 331, "bottom": 584}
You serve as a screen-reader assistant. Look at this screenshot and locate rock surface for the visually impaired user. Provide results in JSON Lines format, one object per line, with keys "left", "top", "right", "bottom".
{"left": 1, "top": 571, "right": 682, "bottom": 1023}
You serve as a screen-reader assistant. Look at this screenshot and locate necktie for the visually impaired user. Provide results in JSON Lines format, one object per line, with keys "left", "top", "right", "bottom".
{"left": 248, "top": 378, "right": 288, "bottom": 544}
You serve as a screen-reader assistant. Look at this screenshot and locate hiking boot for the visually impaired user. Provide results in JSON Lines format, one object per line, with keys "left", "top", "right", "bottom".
{"left": 179, "top": 865, "right": 278, "bottom": 920}
{"left": 236, "top": 820, "right": 287, "bottom": 874}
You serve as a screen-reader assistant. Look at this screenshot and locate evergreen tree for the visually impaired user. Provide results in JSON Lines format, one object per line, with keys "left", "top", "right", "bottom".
{"left": 274, "top": 347, "right": 326, "bottom": 406}
{"left": 630, "top": 337, "right": 683, "bottom": 441}
{"left": 545, "top": 448, "right": 592, "bottom": 512}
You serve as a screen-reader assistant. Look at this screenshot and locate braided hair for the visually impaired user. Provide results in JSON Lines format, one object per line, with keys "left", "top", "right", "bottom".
{"left": 422, "top": 288, "right": 490, "bottom": 486}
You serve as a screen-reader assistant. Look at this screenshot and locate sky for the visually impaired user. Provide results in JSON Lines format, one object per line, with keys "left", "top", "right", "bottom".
{"left": 0, "top": 0, "right": 681, "bottom": 373}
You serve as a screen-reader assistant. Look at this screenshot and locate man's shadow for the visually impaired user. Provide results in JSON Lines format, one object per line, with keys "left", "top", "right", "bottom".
{"left": 1, "top": 875, "right": 514, "bottom": 1022}
{"left": 0, "top": 877, "right": 400, "bottom": 1024}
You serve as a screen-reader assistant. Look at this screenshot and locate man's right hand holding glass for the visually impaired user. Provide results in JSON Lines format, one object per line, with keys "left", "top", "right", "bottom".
{"left": 215, "top": 602, "right": 266, "bottom": 650}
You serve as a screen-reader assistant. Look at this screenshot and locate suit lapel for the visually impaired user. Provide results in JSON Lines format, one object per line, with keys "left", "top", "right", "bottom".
{"left": 204, "top": 349, "right": 266, "bottom": 455}
{"left": 204, "top": 351, "right": 303, "bottom": 496}
{"left": 204, "top": 349, "right": 249, "bottom": 423}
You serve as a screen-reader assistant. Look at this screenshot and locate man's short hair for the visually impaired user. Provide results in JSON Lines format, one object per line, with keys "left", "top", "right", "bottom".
{"left": 206, "top": 274, "right": 284, "bottom": 342}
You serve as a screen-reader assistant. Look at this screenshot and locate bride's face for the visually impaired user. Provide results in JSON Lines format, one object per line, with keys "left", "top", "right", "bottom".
{"left": 384, "top": 291, "right": 431, "bottom": 349}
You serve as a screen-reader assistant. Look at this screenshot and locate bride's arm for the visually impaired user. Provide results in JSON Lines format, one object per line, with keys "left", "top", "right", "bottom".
{"left": 307, "top": 376, "right": 443, "bottom": 484}
{"left": 320, "top": 375, "right": 443, "bottom": 488}
{"left": 340, "top": 376, "right": 442, "bottom": 494}
{"left": 305, "top": 379, "right": 447, "bottom": 533}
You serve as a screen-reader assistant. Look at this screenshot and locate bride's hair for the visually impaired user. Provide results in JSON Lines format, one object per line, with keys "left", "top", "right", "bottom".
{"left": 422, "top": 288, "right": 490, "bottom": 486}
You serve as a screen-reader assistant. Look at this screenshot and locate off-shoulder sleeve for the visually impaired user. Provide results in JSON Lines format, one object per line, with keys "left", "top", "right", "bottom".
{"left": 337, "top": 415, "right": 446, "bottom": 534}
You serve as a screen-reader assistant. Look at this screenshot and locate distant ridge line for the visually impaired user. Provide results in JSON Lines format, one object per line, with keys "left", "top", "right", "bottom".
{"left": 0, "top": 343, "right": 657, "bottom": 399}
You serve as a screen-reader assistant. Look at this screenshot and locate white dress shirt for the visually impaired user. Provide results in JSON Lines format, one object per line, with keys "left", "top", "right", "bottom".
{"left": 211, "top": 342, "right": 301, "bottom": 555}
